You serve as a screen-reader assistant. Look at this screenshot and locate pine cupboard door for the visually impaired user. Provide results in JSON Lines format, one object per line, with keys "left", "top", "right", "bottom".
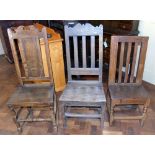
{"left": 37, "top": 23, "right": 66, "bottom": 92}
{"left": 48, "top": 40, "right": 66, "bottom": 92}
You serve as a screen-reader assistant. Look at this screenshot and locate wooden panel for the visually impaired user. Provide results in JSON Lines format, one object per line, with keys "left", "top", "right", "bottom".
{"left": 21, "top": 37, "right": 44, "bottom": 77}
{"left": 49, "top": 41, "right": 66, "bottom": 92}
{"left": 36, "top": 23, "right": 66, "bottom": 92}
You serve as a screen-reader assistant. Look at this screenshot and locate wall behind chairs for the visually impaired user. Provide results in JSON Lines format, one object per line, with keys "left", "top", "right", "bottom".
{"left": 0, "top": 38, "right": 4, "bottom": 55}
{"left": 138, "top": 20, "right": 155, "bottom": 85}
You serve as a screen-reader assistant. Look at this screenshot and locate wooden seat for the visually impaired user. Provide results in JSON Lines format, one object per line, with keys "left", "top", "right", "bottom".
{"left": 59, "top": 23, "right": 106, "bottom": 130}
{"left": 7, "top": 25, "right": 57, "bottom": 133}
{"left": 109, "top": 85, "right": 148, "bottom": 104}
{"left": 7, "top": 85, "right": 54, "bottom": 107}
{"left": 60, "top": 82, "right": 105, "bottom": 103}
{"left": 107, "top": 36, "right": 150, "bottom": 126}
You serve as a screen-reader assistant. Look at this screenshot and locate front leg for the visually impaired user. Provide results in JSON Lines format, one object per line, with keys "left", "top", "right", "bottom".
{"left": 8, "top": 106, "right": 23, "bottom": 133}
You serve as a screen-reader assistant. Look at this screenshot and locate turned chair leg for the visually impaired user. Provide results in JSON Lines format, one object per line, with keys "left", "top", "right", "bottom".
{"left": 13, "top": 116, "right": 22, "bottom": 133}
{"left": 9, "top": 107, "right": 23, "bottom": 133}
{"left": 140, "top": 99, "right": 150, "bottom": 127}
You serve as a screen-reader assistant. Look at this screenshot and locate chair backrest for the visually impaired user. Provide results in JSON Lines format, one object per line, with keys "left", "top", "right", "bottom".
{"left": 7, "top": 25, "right": 53, "bottom": 86}
{"left": 108, "top": 36, "right": 149, "bottom": 86}
{"left": 64, "top": 23, "right": 103, "bottom": 84}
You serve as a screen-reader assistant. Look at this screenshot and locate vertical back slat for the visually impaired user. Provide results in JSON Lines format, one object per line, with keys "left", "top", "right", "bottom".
{"left": 73, "top": 36, "right": 79, "bottom": 68}
{"left": 99, "top": 35, "right": 103, "bottom": 82}
{"left": 108, "top": 36, "right": 118, "bottom": 85}
{"left": 136, "top": 38, "right": 148, "bottom": 84}
{"left": 82, "top": 36, "right": 87, "bottom": 68}
{"left": 130, "top": 42, "right": 138, "bottom": 82}
{"left": 118, "top": 42, "right": 125, "bottom": 83}
{"left": 124, "top": 42, "right": 132, "bottom": 83}
{"left": 91, "top": 36, "right": 95, "bottom": 68}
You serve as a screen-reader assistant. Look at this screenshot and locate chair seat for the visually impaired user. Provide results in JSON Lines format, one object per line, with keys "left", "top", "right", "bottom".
{"left": 109, "top": 84, "right": 149, "bottom": 104}
{"left": 7, "top": 85, "right": 54, "bottom": 107}
{"left": 59, "top": 82, "right": 106, "bottom": 103}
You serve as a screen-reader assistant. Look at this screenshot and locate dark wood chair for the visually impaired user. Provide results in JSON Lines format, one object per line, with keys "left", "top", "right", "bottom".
{"left": 59, "top": 23, "right": 106, "bottom": 130}
{"left": 107, "top": 36, "right": 150, "bottom": 126}
{"left": 7, "top": 25, "right": 57, "bottom": 133}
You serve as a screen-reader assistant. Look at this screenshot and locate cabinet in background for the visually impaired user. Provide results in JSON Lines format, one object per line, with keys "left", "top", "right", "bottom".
{"left": 90, "top": 20, "right": 139, "bottom": 65}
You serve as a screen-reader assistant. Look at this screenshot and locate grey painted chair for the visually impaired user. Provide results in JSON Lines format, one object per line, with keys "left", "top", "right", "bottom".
{"left": 59, "top": 23, "right": 106, "bottom": 131}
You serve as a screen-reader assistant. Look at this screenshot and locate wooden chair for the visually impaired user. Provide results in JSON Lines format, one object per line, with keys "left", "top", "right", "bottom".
{"left": 59, "top": 23, "right": 106, "bottom": 130}
{"left": 107, "top": 36, "right": 150, "bottom": 126}
{"left": 7, "top": 25, "right": 57, "bottom": 133}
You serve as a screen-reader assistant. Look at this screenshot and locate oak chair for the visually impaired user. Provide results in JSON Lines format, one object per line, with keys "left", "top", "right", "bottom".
{"left": 59, "top": 23, "right": 106, "bottom": 130}
{"left": 7, "top": 25, "right": 57, "bottom": 133}
{"left": 107, "top": 36, "right": 150, "bottom": 126}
